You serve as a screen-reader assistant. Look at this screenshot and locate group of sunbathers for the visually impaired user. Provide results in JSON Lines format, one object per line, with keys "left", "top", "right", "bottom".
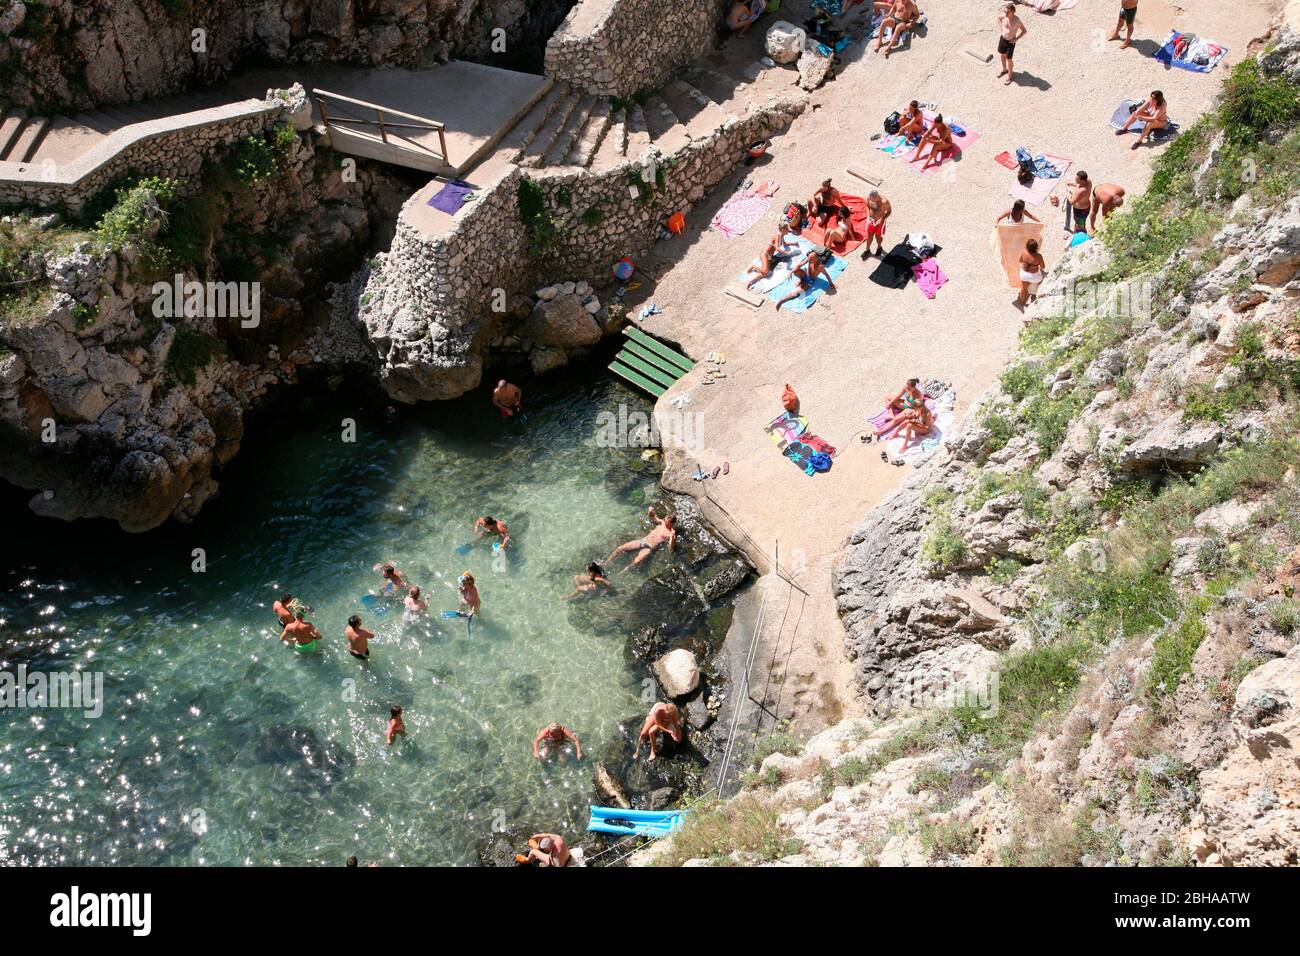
{"left": 875, "top": 378, "right": 935, "bottom": 452}
{"left": 742, "top": 179, "right": 843, "bottom": 308}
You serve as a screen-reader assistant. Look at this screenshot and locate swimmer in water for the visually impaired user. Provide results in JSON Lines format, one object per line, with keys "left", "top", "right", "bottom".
{"left": 474, "top": 515, "right": 512, "bottom": 549}
{"left": 345, "top": 615, "right": 372, "bottom": 660}
{"left": 532, "top": 722, "right": 583, "bottom": 762}
{"left": 373, "top": 562, "right": 408, "bottom": 595}
{"left": 521, "top": 833, "right": 570, "bottom": 867}
{"left": 386, "top": 706, "right": 405, "bottom": 746}
{"left": 457, "top": 572, "right": 481, "bottom": 617}
{"left": 607, "top": 506, "right": 677, "bottom": 569}
{"left": 566, "top": 562, "right": 612, "bottom": 599}
{"left": 273, "top": 592, "right": 296, "bottom": 626}
{"left": 280, "top": 609, "right": 322, "bottom": 653}
{"left": 404, "top": 586, "right": 428, "bottom": 615}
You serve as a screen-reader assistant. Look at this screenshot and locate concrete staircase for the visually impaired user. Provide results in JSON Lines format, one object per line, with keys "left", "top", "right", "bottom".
{"left": 500, "top": 59, "right": 772, "bottom": 173}
{"left": 0, "top": 109, "right": 51, "bottom": 164}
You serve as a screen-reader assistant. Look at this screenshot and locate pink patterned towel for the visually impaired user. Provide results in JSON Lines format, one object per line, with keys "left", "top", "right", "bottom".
{"left": 711, "top": 192, "right": 773, "bottom": 239}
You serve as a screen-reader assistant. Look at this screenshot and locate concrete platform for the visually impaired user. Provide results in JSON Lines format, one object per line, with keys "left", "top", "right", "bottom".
{"left": 311, "top": 62, "right": 553, "bottom": 176}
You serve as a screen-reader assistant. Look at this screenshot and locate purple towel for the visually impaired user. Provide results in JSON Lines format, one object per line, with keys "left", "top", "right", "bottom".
{"left": 428, "top": 180, "right": 473, "bottom": 214}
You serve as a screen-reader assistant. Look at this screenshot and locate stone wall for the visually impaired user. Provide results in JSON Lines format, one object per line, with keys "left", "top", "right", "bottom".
{"left": 0, "top": 101, "right": 282, "bottom": 213}
{"left": 543, "top": 0, "right": 732, "bottom": 98}
{"left": 358, "top": 90, "right": 806, "bottom": 402}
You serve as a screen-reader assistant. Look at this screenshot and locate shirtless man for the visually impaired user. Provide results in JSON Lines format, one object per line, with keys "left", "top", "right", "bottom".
{"left": 280, "top": 609, "right": 322, "bottom": 653}
{"left": 874, "top": 0, "right": 920, "bottom": 58}
{"left": 1090, "top": 183, "right": 1127, "bottom": 231}
{"left": 566, "top": 562, "right": 612, "bottom": 599}
{"left": 607, "top": 505, "right": 678, "bottom": 568}
{"left": 373, "top": 562, "right": 408, "bottom": 596}
{"left": 997, "top": 4, "right": 1028, "bottom": 87}
{"left": 908, "top": 114, "right": 954, "bottom": 171}
{"left": 533, "top": 722, "right": 583, "bottom": 761}
{"left": 862, "top": 190, "right": 893, "bottom": 257}
{"left": 1063, "top": 171, "right": 1093, "bottom": 237}
{"left": 777, "top": 250, "right": 837, "bottom": 309}
{"left": 272, "top": 592, "right": 297, "bottom": 626}
{"left": 345, "top": 614, "right": 373, "bottom": 660}
{"left": 457, "top": 572, "right": 481, "bottom": 616}
{"left": 474, "top": 515, "right": 511, "bottom": 549}
{"left": 492, "top": 379, "right": 523, "bottom": 418}
{"left": 525, "top": 833, "right": 570, "bottom": 867}
{"left": 808, "top": 179, "right": 843, "bottom": 228}
{"left": 635, "top": 701, "right": 685, "bottom": 762}
{"left": 1109, "top": 0, "right": 1139, "bottom": 49}
{"left": 1116, "top": 90, "right": 1168, "bottom": 150}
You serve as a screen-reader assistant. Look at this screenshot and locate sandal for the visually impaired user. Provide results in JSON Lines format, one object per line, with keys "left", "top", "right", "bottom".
{"left": 880, "top": 451, "right": 889, "bottom": 463}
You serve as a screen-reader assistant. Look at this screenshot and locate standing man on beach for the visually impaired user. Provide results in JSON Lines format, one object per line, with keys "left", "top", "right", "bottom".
{"left": 997, "top": 4, "right": 1028, "bottom": 87}
{"left": 1065, "top": 171, "right": 1093, "bottom": 238}
{"left": 1109, "top": 0, "right": 1139, "bottom": 50}
{"left": 862, "top": 190, "right": 893, "bottom": 258}
{"left": 1091, "top": 183, "right": 1127, "bottom": 231}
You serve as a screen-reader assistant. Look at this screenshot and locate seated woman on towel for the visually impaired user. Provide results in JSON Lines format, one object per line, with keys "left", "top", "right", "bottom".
{"left": 908, "top": 114, "right": 954, "bottom": 171}
{"left": 824, "top": 206, "right": 856, "bottom": 247}
{"left": 808, "top": 179, "right": 844, "bottom": 228}
{"left": 1115, "top": 90, "right": 1168, "bottom": 151}
{"left": 995, "top": 199, "right": 1040, "bottom": 226}
{"left": 776, "top": 249, "right": 837, "bottom": 309}
{"left": 877, "top": 378, "right": 926, "bottom": 436}
{"left": 726, "top": 0, "right": 766, "bottom": 37}
{"left": 895, "top": 401, "right": 935, "bottom": 452}
{"left": 744, "top": 229, "right": 798, "bottom": 289}
{"left": 898, "top": 100, "right": 926, "bottom": 141}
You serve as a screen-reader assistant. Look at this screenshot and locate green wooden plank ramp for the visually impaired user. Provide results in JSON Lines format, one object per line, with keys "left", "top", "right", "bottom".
{"left": 608, "top": 325, "right": 694, "bottom": 397}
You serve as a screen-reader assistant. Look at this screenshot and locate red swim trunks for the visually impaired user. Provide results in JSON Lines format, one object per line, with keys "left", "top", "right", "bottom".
{"left": 866, "top": 218, "right": 887, "bottom": 238}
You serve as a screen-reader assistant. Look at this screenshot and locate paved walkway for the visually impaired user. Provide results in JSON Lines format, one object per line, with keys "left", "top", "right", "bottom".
{"left": 634, "top": 0, "right": 1276, "bottom": 731}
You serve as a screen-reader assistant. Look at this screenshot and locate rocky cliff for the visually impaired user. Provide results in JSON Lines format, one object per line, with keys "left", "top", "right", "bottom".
{"left": 0, "top": 96, "right": 410, "bottom": 530}
{"left": 638, "top": 32, "right": 1300, "bottom": 867}
{"left": 0, "top": 0, "right": 554, "bottom": 111}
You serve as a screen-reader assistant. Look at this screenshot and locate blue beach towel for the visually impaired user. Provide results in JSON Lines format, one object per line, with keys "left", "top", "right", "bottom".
{"left": 1154, "top": 30, "right": 1227, "bottom": 74}
{"left": 767, "top": 254, "right": 848, "bottom": 313}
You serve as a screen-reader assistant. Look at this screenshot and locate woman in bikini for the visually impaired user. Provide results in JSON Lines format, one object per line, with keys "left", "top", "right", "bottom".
{"left": 877, "top": 378, "right": 926, "bottom": 437}
{"left": 896, "top": 402, "right": 935, "bottom": 451}
{"left": 909, "top": 114, "right": 954, "bottom": 171}
{"left": 825, "top": 206, "right": 855, "bottom": 249}
{"left": 898, "top": 100, "right": 925, "bottom": 142}
{"left": 1116, "top": 90, "right": 1168, "bottom": 150}
{"left": 995, "top": 199, "right": 1040, "bottom": 226}
{"left": 1017, "top": 237, "right": 1046, "bottom": 307}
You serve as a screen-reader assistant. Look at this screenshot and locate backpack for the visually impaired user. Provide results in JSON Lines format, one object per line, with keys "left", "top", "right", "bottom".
{"left": 884, "top": 111, "right": 902, "bottom": 135}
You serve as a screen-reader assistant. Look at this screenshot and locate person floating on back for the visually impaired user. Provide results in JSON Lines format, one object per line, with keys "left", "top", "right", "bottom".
{"left": 608, "top": 506, "right": 678, "bottom": 569}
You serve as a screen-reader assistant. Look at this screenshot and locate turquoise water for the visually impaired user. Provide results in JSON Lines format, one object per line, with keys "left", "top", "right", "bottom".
{"left": 0, "top": 376, "right": 668, "bottom": 865}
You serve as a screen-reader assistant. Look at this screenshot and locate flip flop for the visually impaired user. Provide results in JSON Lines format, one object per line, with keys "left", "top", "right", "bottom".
{"left": 880, "top": 451, "right": 889, "bottom": 462}
{"left": 711, "top": 467, "right": 721, "bottom": 479}
{"left": 723, "top": 462, "right": 730, "bottom": 475}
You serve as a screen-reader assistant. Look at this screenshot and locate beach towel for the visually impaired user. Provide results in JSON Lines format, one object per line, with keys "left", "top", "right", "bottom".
{"left": 993, "top": 150, "right": 1019, "bottom": 171}
{"left": 800, "top": 194, "right": 872, "bottom": 254}
{"left": 766, "top": 411, "right": 808, "bottom": 443}
{"left": 1021, "top": 0, "right": 1080, "bottom": 9}
{"left": 876, "top": 111, "right": 980, "bottom": 175}
{"left": 1155, "top": 30, "right": 1228, "bottom": 73}
{"left": 767, "top": 254, "right": 848, "bottom": 313}
{"left": 874, "top": 133, "right": 921, "bottom": 156}
{"left": 1108, "top": 101, "right": 1181, "bottom": 139}
{"left": 870, "top": 240, "right": 924, "bottom": 289}
{"left": 1008, "top": 154, "right": 1072, "bottom": 205}
{"left": 711, "top": 191, "right": 773, "bottom": 238}
{"left": 911, "top": 257, "right": 948, "bottom": 299}
{"left": 740, "top": 236, "right": 819, "bottom": 294}
{"left": 428, "top": 180, "right": 473, "bottom": 214}
{"left": 991, "top": 221, "right": 1045, "bottom": 289}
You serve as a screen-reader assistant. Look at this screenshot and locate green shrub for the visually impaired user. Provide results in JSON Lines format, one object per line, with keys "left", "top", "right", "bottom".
{"left": 922, "top": 513, "right": 967, "bottom": 570}
{"left": 93, "top": 176, "right": 181, "bottom": 255}
{"left": 1146, "top": 608, "right": 1208, "bottom": 699}
{"left": 164, "top": 324, "right": 225, "bottom": 385}
{"left": 1219, "top": 57, "right": 1300, "bottom": 146}
{"left": 517, "top": 177, "right": 558, "bottom": 256}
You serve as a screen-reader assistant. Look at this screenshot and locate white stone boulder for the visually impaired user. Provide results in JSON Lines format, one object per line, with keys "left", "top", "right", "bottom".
{"left": 765, "top": 21, "right": 806, "bottom": 65}
{"left": 652, "top": 648, "right": 700, "bottom": 698}
{"left": 525, "top": 294, "right": 603, "bottom": 348}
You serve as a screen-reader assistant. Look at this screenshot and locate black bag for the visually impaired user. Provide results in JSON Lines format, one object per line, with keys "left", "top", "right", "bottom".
{"left": 884, "top": 111, "right": 902, "bottom": 135}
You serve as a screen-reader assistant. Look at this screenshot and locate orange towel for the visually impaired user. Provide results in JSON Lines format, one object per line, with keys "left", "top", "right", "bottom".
{"left": 992, "top": 221, "right": 1045, "bottom": 289}
{"left": 801, "top": 194, "right": 872, "bottom": 255}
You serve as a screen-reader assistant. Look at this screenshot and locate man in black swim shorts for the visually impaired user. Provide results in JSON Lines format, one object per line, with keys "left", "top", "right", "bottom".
{"left": 346, "top": 615, "right": 372, "bottom": 660}
{"left": 997, "top": 4, "right": 1027, "bottom": 86}
{"left": 1110, "top": 1, "right": 1138, "bottom": 49}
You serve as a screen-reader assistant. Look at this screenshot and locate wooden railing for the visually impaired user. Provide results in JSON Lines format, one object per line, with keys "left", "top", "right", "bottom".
{"left": 311, "top": 88, "right": 449, "bottom": 167}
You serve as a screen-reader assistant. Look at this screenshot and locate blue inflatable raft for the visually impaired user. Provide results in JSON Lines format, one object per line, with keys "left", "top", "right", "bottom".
{"left": 587, "top": 805, "right": 688, "bottom": 838}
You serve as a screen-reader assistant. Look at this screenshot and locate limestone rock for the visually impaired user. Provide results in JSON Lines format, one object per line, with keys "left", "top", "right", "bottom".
{"left": 526, "top": 294, "right": 603, "bottom": 348}
{"left": 652, "top": 648, "right": 700, "bottom": 698}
